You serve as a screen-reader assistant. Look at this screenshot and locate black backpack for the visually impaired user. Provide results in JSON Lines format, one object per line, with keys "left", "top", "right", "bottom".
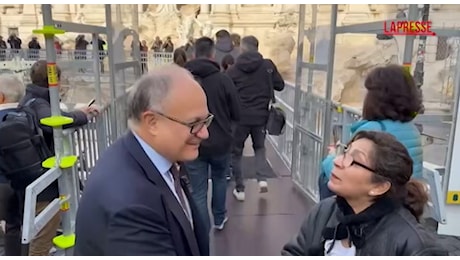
{"left": 0, "top": 98, "right": 52, "bottom": 190}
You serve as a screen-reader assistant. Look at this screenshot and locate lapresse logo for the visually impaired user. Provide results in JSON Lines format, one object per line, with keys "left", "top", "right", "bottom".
{"left": 383, "top": 21, "right": 436, "bottom": 36}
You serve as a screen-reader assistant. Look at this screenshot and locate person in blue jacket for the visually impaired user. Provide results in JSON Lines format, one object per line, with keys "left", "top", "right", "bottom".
{"left": 319, "top": 64, "right": 424, "bottom": 200}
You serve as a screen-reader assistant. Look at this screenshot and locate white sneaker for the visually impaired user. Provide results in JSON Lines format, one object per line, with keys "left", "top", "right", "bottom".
{"left": 259, "top": 181, "right": 268, "bottom": 193}
{"left": 233, "top": 189, "right": 245, "bottom": 201}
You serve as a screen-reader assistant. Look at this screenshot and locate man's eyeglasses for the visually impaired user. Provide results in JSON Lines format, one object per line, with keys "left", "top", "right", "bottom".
{"left": 336, "top": 143, "right": 375, "bottom": 173}
{"left": 155, "top": 111, "right": 214, "bottom": 134}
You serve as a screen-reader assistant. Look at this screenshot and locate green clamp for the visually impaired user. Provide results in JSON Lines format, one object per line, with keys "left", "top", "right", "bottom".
{"left": 40, "top": 116, "right": 74, "bottom": 128}
{"left": 53, "top": 234, "right": 75, "bottom": 250}
{"left": 32, "top": 25, "right": 66, "bottom": 36}
{"left": 42, "top": 155, "right": 78, "bottom": 169}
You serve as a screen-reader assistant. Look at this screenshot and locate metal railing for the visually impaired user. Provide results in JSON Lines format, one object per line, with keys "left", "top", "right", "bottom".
{"left": 0, "top": 49, "right": 172, "bottom": 62}
{"left": 68, "top": 92, "right": 130, "bottom": 185}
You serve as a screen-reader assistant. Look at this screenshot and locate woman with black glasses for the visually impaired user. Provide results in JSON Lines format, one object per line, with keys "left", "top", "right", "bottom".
{"left": 282, "top": 131, "right": 447, "bottom": 256}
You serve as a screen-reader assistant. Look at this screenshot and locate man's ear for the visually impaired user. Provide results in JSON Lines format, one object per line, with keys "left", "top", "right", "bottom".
{"left": 142, "top": 111, "right": 161, "bottom": 136}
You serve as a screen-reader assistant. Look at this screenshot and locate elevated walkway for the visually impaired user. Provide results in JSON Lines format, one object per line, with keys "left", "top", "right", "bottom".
{"left": 210, "top": 140, "right": 314, "bottom": 256}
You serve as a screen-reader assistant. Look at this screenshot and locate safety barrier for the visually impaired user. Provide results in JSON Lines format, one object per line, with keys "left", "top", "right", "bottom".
{"left": 69, "top": 92, "right": 130, "bottom": 185}
{"left": 0, "top": 49, "right": 172, "bottom": 68}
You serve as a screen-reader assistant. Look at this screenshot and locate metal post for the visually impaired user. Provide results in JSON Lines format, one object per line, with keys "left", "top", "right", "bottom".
{"left": 321, "top": 4, "right": 338, "bottom": 157}
{"left": 91, "top": 33, "right": 106, "bottom": 157}
{"left": 22, "top": 4, "right": 75, "bottom": 255}
{"left": 438, "top": 46, "right": 460, "bottom": 236}
{"left": 132, "top": 4, "right": 141, "bottom": 72}
{"left": 413, "top": 4, "right": 430, "bottom": 89}
{"left": 92, "top": 33, "right": 102, "bottom": 103}
{"left": 402, "top": 5, "right": 419, "bottom": 70}
{"left": 443, "top": 46, "right": 460, "bottom": 195}
{"left": 42, "top": 5, "right": 63, "bottom": 159}
{"left": 116, "top": 4, "right": 122, "bottom": 24}
{"left": 306, "top": 5, "right": 318, "bottom": 94}
{"left": 290, "top": 4, "right": 306, "bottom": 178}
{"left": 105, "top": 4, "right": 118, "bottom": 139}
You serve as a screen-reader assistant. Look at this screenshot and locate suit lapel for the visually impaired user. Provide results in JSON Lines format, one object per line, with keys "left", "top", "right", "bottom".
{"left": 123, "top": 132, "right": 200, "bottom": 255}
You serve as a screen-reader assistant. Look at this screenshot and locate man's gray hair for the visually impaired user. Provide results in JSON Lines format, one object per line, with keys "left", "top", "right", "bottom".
{"left": 241, "top": 35, "right": 259, "bottom": 52}
{"left": 127, "top": 71, "right": 172, "bottom": 125}
{"left": 0, "top": 74, "right": 25, "bottom": 102}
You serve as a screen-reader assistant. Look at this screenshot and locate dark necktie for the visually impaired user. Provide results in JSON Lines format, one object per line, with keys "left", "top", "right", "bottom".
{"left": 170, "top": 163, "right": 189, "bottom": 218}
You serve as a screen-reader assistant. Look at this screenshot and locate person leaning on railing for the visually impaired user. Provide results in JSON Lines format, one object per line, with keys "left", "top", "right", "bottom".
{"left": 12, "top": 60, "right": 99, "bottom": 256}
{"left": 319, "top": 65, "right": 424, "bottom": 200}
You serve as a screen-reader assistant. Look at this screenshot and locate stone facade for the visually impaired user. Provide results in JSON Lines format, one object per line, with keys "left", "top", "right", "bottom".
{"left": 1, "top": 4, "right": 458, "bottom": 105}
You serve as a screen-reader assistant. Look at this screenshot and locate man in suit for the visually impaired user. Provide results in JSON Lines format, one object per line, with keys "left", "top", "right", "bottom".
{"left": 74, "top": 64, "right": 212, "bottom": 256}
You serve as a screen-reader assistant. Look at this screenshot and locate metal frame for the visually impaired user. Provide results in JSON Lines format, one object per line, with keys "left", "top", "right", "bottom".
{"left": 438, "top": 37, "right": 460, "bottom": 236}
{"left": 21, "top": 4, "right": 142, "bottom": 255}
{"left": 292, "top": 4, "right": 460, "bottom": 236}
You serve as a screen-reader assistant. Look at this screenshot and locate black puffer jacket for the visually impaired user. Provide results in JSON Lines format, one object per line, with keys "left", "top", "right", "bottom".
{"left": 282, "top": 197, "right": 448, "bottom": 256}
{"left": 184, "top": 58, "right": 240, "bottom": 157}
{"left": 226, "top": 51, "right": 284, "bottom": 126}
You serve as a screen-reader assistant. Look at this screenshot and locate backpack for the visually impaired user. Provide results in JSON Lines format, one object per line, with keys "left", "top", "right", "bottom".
{"left": 0, "top": 98, "right": 52, "bottom": 190}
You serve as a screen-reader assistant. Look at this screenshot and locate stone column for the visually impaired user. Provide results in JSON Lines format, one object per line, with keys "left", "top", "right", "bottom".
{"left": 53, "top": 4, "right": 71, "bottom": 21}
{"left": 21, "top": 4, "right": 39, "bottom": 30}
{"left": 200, "top": 4, "right": 210, "bottom": 14}
{"left": 212, "top": 4, "right": 230, "bottom": 14}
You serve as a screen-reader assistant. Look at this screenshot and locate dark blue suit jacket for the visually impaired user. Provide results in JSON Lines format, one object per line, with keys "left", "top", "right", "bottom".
{"left": 74, "top": 131, "right": 209, "bottom": 256}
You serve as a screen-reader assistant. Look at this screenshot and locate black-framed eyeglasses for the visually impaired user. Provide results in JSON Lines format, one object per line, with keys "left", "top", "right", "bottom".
{"left": 336, "top": 143, "right": 375, "bottom": 173}
{"left": 155, "top": 111, "right": 214, "bottom": 134}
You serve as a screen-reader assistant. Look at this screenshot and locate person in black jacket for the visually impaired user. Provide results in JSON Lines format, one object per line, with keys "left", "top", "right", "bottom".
{"left": 282, "top": 131, "right": 448, "bottom": 256}
{"left": 183, "top": 37, "right": 240, "bottom": 233}
{"left": 226, "top": 35, "right": 284, "bottom": 201}
{"left": 6, "top": 60, "right": 98, "bottom": 256}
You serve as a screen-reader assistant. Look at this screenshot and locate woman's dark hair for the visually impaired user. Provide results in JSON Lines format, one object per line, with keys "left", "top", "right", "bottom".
{"left": 349, "top": 130, "right": 428, "bottom": 221}
{"left": 30, "top": 60, "right": 61, "bottom": 88}
{"left": 221, "top": 54, "right": 235, "bottom": 71}
{"left": 362, "top": 64, "right": 423, "bottom": 123}
{"left": 173, "top": 48, "right": 187, "bottom": 67}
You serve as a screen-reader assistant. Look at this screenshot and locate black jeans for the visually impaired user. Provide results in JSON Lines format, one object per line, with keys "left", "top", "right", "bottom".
{"left": 232, "top": 125, "right": 267, "bottom": 192}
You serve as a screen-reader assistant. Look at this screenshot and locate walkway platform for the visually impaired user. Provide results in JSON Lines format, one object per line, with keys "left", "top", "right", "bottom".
{"left": 211, "top": 177, "right": 313, "bottom": 256}
{"left": 209, "top": 139, "right": 315, "bottom": 256}
{"left": 208, "top": 139, "right": 460, "bottom": 256}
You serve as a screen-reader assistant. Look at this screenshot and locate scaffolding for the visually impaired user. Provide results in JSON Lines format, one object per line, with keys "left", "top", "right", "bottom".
{"left": 288, "top": 4, "right": 460, "bottom": 237}
{"left": 20, "top": 4, "right": 141, "bottom": 255}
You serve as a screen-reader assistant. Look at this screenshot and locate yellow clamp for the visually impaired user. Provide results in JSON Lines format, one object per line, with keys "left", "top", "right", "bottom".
{"left": 59, "top": 195, "right": 70, "bottom": 211}
{"left": 336, "top": 105, "right": 343, "bottom": 113}
{"left": 446, "top": 191, "right": 460, "bottom": 205}
{"left": 32, "top": 25, "right": 66, "bottom": 36}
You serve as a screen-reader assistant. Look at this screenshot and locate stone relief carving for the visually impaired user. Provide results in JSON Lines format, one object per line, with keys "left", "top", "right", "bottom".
{"left": 274, "top": 12, "right": 297, "bottom": 31}
{"left": 266, "top": 32, "right": 296, "bottom": 80}
{"left": 1, "top": 5, "right": 23, "bottom": 15}
{"left": 194, "top": 19, "right": 213, "bottom": 38}
{"left": 177, "top": 15, "right": 197, "bottom": 45}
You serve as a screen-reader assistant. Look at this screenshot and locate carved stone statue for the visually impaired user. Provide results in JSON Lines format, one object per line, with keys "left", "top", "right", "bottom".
{"left": 194, "top": 19, "right": 213, "bottom": 38}
{"left": 177, "top": 15, "right": 196, "bottom": 46}
{"left": 266, "top": 32, "right": 296, "bottom": 80}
